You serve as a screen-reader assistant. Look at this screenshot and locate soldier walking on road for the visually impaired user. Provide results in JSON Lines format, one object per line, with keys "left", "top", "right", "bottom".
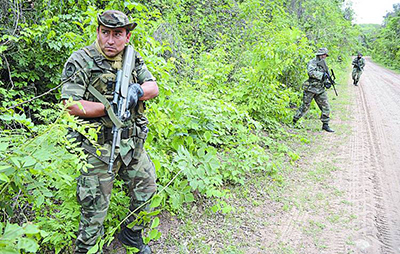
{"left": 293, "top": 48, "right": 335, "bottom": 132}
{"left": 61, "top": 10, "right": 159, "bottom": 254}
{"left": 352, "top": 52, "right": 365, "bottom": 86}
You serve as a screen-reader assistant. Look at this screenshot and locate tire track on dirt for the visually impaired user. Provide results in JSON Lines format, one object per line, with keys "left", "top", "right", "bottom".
{"left": 347, "top": 58, "right": 400, "bottom": 253}
{"left": 269, "top": 58, "right": 400, "bottom": 254}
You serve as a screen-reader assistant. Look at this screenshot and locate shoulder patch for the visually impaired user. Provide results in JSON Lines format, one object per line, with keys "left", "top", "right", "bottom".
{"left": 65, "top": 63, "right": 76, "bottom": 77}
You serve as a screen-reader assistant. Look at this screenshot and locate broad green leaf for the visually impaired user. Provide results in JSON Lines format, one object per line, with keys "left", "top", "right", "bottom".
{"left": 150, "top": 217, "right": 159, "bottom": 229}
{"left": 204, "top": 131, "right": 212, "bottom": 142}
{"left": 87, "top": 243, "right": 99, "bottom": 254}
{"left": 0, "top": 142, "right": 8, "bottom": 152}
{"left": 152, "top": 159, "right": 161, "bottom": 172}
{"left": 0, "top": 247, "right": 19, "bottom": 254}
{"left": 36, "top": 195, "right": 44, "bottom": 207}
{"left": 2, "top": 223, "right": 23, "bottom": 240}
{"left": 148, "top": 229, "right": 159, "bottom": 239}
{"left": 22, "top": 156, "right": 36, "bottom": 168}
{"left": 149, "top": 196, "right": 162, "bottom": 208}
{"left": 23, "top": 224, "right": 40, "bottom": 235}
{"left": 184, "top": 193, "right": 195, "bottom": 202}
{"left": 0, "top": 173, "right": 10, "bottom": 182}
{"left": 17, "top": 237, "right": 39, "bottom": 252}
{"left": 9, "top": 157, "right": 21, "bottom": 168}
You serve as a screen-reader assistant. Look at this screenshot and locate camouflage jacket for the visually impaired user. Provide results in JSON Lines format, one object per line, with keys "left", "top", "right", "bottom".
{"left": 61, "top": 42, "right": 155, "bottom": 165}
{"left": 352, "top": 57, "right": 365, "bottom": 72}
{"left": 302, "top": 57, "right": 328, "bottom": 94}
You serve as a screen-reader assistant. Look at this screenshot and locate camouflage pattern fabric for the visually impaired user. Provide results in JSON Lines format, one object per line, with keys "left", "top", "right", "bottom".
{"left": 315, "top": 47, "right": 329, "bottom": 56}
{"left": 293, "top": 89, "right": 330, "bottom": 124}
{"left": 293, "top": 57, "right": 331, "bottom": 123}
{"left": 97, "top": 10, "right": 137, "bottom": 31}
{"left": 61, "top": 42, "right": 157, "bottom": 253}
{"left": 75, "top": 150, "right": 156, "bottom": 253}
{"left": 352, "top": 57, "right": 365, "bottom": 83}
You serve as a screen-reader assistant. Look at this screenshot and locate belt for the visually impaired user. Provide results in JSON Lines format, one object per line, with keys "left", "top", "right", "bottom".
{"left": 308, "top": 78, "right": 320, "bottom": 82}
{"left": 102, "top": 127, "right": 137, "bottom": 144}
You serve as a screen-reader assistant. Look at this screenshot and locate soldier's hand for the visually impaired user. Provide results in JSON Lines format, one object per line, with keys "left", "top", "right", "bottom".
{"left": 322, "top": 72, "right": 329, "bottom": 81}
{"left": 126, "top": 83, "right": 144, "bottom": 110}
{"left": 324, "top": 81, "right": 331, "bottom": 89}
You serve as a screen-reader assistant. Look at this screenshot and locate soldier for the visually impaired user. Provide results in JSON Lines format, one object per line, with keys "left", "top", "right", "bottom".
{"left": 293, "top": 48, "right": 334, "bottom": 132}
{"left": 352, "top": 52, "right": 365, "bottom": 86}
{"left": 61, "top": 10, "right": 158, "bottom": 254}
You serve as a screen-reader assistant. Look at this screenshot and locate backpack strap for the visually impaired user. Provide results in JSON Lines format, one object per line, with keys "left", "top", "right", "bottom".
{"left": 81, "top": 45, "right": 123, "bottom": 128}
{"left": 86, "top": 81, "right": 124, "bottom": 129}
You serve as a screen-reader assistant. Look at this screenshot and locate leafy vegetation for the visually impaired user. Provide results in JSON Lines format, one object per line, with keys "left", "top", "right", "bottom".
{"left": 1, "top": 0, "right": 359, "bottom": 252}
{"left": 370, "top": 4, "right": 400, "bottom": 70}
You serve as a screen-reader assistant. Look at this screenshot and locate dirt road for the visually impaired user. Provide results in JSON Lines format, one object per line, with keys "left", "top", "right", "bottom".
{"left": 339, "top": 58, "right": 400, "bottom": 253}
{"left": 267, "top": 57, "right": 400, "bottom": 254}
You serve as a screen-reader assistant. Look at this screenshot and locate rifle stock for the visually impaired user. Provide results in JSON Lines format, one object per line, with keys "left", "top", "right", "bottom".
{"left": 108, "top": 45, "right": 135, "bottom": 174}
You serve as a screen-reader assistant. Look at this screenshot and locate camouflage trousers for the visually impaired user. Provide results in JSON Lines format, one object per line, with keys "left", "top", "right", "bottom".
{"left": 352, "top": 68, "right": 363, "bottom": 82}
{"left": 293, "top": 90, "right": 331, "bottom": 124}
{"left": 75, "top": 149, "right": 157, "bottom": 253}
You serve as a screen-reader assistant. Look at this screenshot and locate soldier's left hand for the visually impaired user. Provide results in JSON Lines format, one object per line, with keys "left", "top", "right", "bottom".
{"left": 126, "top": 83, "right": 144, "bottom": 109}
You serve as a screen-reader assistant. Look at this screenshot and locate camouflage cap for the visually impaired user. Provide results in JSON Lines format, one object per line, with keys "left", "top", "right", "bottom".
{"left": 315, "top": 48, "right": 329, "bottom": 56}
{"left": 97, "top": 10, "right": 137, "bottom": 31}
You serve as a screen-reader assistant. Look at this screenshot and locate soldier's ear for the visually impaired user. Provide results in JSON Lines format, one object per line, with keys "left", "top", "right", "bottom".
{"left": 125, "top": 32, "right": 132, "bottom": 44}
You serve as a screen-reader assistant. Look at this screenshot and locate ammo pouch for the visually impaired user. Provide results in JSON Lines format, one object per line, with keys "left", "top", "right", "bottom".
{"left": 97, "top": 125, "right": 148, "bottom": 161}
{"left": 133, "top": 126, "right": 148, "bottom": 160}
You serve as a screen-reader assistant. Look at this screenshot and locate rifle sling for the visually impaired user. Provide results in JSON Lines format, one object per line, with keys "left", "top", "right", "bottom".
{"left": 87, "top": 80, "right": 124, "bottom": 129}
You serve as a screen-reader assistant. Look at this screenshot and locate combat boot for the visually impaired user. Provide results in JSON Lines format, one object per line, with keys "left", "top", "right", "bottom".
{"left": 322, "top": 123, "right": 334, "bottom": 133}
{"left": 118, "top": 228, "right": 152, "bottom": 254}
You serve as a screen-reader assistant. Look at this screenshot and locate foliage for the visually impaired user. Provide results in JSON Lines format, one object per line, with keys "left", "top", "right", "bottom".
{"left": 0, "top": 0, "right": 359, "bottom": 252}
{"left": 357, "top": 24, "right": 380, "bottom": 55}
{"left": 371, "top": 4, "right": 400, "bottom": 70}
{"left": 0, "top": 222, "right": 44, "bottom": 253}
{"left": 285, "top": 0, "right": 359, "bottom": 62}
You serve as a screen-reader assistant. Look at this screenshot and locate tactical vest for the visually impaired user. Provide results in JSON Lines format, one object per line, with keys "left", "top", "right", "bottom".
{"left": 75, "top": 45, "right": 148, "bottom": 165}
{"left": 80, "top": 44, "right": 147, "bottom": 126}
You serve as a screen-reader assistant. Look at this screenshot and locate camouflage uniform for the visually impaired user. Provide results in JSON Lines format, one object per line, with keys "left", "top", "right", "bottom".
{"left": 352, "top": 53, "right": 365, "bottom": 85}
{"left": 293, "top": 48, "right": 332, "bottom": 126}
{"left": 61, "top": 10, "right": 156, "bottom": 254}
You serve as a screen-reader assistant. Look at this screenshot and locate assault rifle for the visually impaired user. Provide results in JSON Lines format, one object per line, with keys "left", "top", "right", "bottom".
{"left": 354, "top": 58, "right": 362, "bottom": 71}
{"left": 324, "top": 69, "right": 338, "bottom": 96}
{"left": 318, "top": 59, "right": 338, "bottom": 96}
{"left": 108, "top": 45, "right": 135, "bottom": 174}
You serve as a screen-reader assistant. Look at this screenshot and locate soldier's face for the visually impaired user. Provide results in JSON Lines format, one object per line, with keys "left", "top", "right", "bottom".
{"left": 97, "top": 25, "right": 131, "bottom": 57}
{"left": 320, "top": 54, "right": 328, "bottom": 60}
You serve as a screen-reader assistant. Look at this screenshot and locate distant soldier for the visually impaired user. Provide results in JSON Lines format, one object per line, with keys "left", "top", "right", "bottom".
{"left": 293, "top": 48, "right": 334, "bottom": 132}
{"left": 352, "top": 52, "right": 365, "bottom": 86}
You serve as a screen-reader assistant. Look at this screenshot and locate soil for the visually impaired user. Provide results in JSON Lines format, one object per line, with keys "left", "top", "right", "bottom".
{"left": 105, "top": 57, "right": 400, "bottom": 254}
